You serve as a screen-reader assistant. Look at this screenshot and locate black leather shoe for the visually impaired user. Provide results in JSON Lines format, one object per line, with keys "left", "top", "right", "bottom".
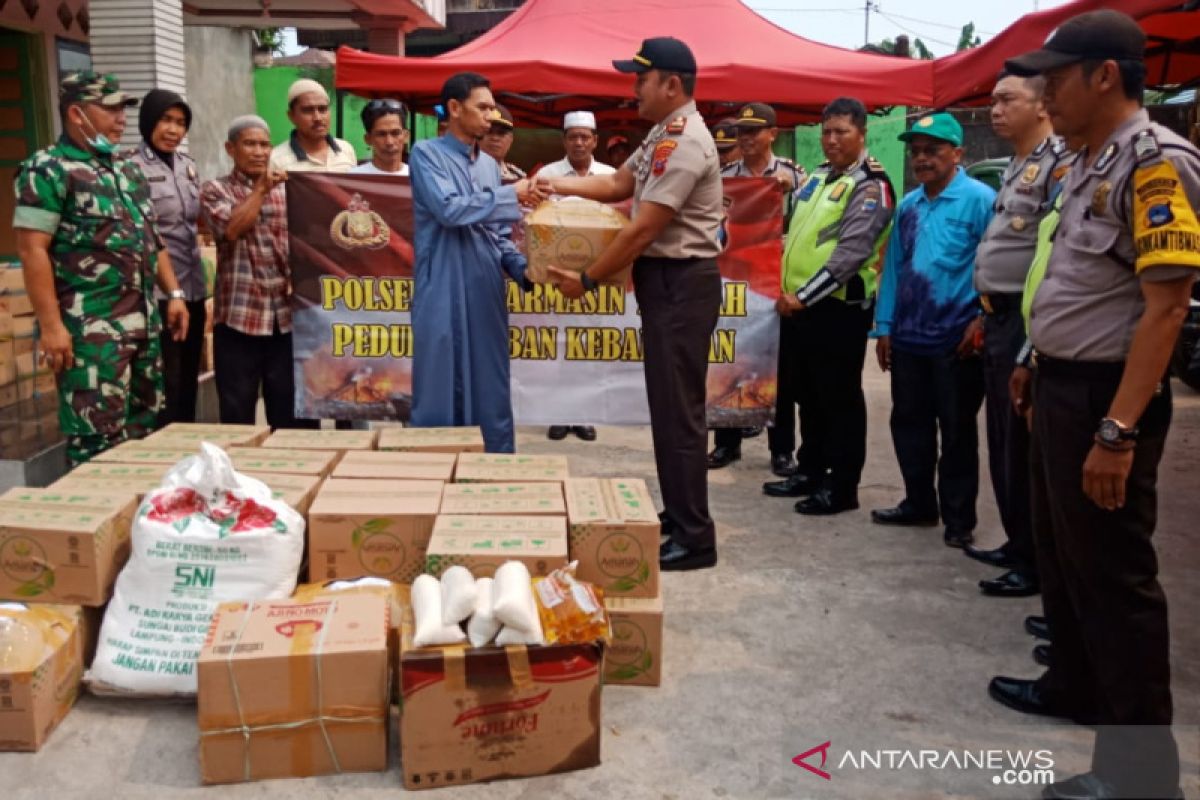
{"left": 763, "top": 473, "right": 817, "bottom": 497}
{"left": 770, "top": 453, "right": 797, "bottom": 477}
{"left": 1033, "top": 644, "right": 1051, "bottom": 667}
{"left": 963, "top": 544, "right": 1018, "bottom": 570}
{"left": 795, "top": 490, "right": 859, "bottom": 516}
{"left": 1041, "top": 772, "right": 1119, "bottom": 800}
{"left": 870, "top": 504, "right": 939, "bottom": 527}
{"left": 572, "top": 425, "right": 597, "bottom": 441}
{"left": 659, "top": 539, "right": 717, "bottom": 571}
{"left": 988, "top": 676, "right": 1092, "bottom": 724}
{"left": 740, "top": 426, "right": 763, "bottom": 438}
{"left": 547, "top": 425, "right": 569, "bottom": 440}
{"left": 707, "top": 446, "right": 741, "bottom": 469}
{"left": 979, "top": 570, "right": 1040, "bottom": 597}
{"left": 943, "top": 528, "right": 975, "bottom": 548}
{"left": 1024, "top": 615, "right": 1052, "bottom": 642}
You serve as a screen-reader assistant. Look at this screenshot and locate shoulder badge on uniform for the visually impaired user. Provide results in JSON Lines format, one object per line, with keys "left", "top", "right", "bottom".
{"left": 1094, "top": 143, "right": 1118, "bottom": 174}
{"left": 1021, "top": 164, "right": 1040, "bottom": 185}
{"left": 1051, "top": 163, "right": 1071, "bottom": 182}
{"left": 1091, "top": 181, "right": 1112, "bottom": 216}
{"left": 652, "top": 139, "right": 678, "bottom": 176}
{"left": 1132, "top": 129, "right": 1161, "bottom": 163}
{"left": 1051, "top": 137, "right": 1067, "bottom": 156}
{"left": 666, "top": 116, "right": 687, "bottom": 135}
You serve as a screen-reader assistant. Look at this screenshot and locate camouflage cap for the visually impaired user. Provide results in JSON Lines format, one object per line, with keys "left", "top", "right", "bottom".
{"left": 60, "top": 70, "right": 138, "bottom": 107}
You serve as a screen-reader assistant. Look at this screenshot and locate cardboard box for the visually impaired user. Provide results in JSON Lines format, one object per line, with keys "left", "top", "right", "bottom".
{"left": 0, "top": 604, "right": 84, "bottom": 752}
{"left": 92, "top": 440, "right": 200, "bottom": 466}
{"left": 146, "top": 422, "right": 270, "bottom": 447}
{"left": 11, "top": 315, "right": 36, "bottom": 356}
{"left": 0, "top": 291, "right": 33, "bottom": 317}
{"left": 241, "top": 471, "right": 323, "bottom": 516}
{"left": 333, "top": 450, "right": 457, "bottom": 482}
{"left": 453, "top": 453, "right": 569, "bottom": 484}
{"left": 197, "top": 595, "right": 390, "bottom": 784}
{"left": 48, "top": 462, "right": 166, "bottom": 501}
{"left": 0, "top": 488, "right": 136, "bottom": 605}
{"left": 439, "top": 482, "right": 565, "bottom": 516}
{"left": 376, "top": 426, "right": 484, "bottom": 454}
{"left": 424, "top": 515, "right": 569, "bottom": 578}
{"left": 399, "top": 611, "right": 603, "bottom": 790}
{"left": 603, "top": 595, "right": 663, "bottom": 687}
{"left": 0, "top": 310, "right": 12, "bottom": 341}
{"left": 261, "top": 429, "right": 378, "bottom": 453}
{"left": 226, "top": 446, "right": 339, "bottom": 479}
{"left": 564, "top": 478, "right": 660, "bottom": 599}
{"left": 307, "top": 478, "right": 443, "bottom": 584}
{"left": 524, "top": 198, "right": 632, "bottom": 286}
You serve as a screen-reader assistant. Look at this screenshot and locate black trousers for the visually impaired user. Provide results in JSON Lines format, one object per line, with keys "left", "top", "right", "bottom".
{"left": 635, "top": 256, "right": 721, "bottom": 552}
{"left": 713, "top": 316, "right": 798, "bottom": 454}
{"left": 981, "top": 301, "right": 1035, "bottom": 572}
{"left": 213, "top": 323, "right": 318, "bottom": 430}
{"left": 789, "top": 300, "right": 872, "bottom": 498}
{"left": 157, "top": 299, "right": 208, "bottom": 426}
{"left": 1031, "top": 358, "right": 1177, "bottom": 796}
{"left": 888, "top": 346, "right": 985, "bottom": 531}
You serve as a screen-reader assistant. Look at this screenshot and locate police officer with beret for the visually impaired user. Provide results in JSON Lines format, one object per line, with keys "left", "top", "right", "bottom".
{"left": 990, "top": 10, "right": 1196, "bottom": 799}
{"left": 539, "top": 37, "right": 723, "bottom": 572}
{"left": 964, "top": 72, "right": 1072, "bottom": 598}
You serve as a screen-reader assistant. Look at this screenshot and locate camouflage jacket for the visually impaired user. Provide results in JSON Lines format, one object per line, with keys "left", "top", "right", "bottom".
{"left": 12, "top": 136, "right": 162, "bottom": 339}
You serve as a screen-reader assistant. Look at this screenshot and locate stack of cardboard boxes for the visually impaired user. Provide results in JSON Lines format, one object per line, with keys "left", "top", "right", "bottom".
{"left": 1, "top": 265, "right": 62, "bottom": 460}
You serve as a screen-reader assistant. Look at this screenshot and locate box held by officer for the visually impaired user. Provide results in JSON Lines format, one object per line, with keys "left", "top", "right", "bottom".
{"left": 332, "top": 450, "right": 457, "bottom": 482}
{"left": 0, "top": 488, "right": 136, "bottom": 606}
{"left": 565, "top": 478, "right": 661, "bottom": 599}
{"left": 454, "top": 453, "right": 570, "bottom": 483}
{"left": 376, "top": 426, "right": 484, "bottom": 454}
{"left": 524, "top": 197, "right": 632, "bottom": 286}
{"left": 424, "top": 515, "right": 569, "bottom": 578}
{"left": 225, "top": 446, "right": 339, "bottom": 479}
{"left": 307, "top": 478, "right": 444, "bottom": 584}
{"left": 197, "top": 594, "right": 390, "bottom": 784}
{"left": 398, "top": 604, "right": 603, "bottom": 790}
{"left": 440, "top": 481, "right": 566, "bottom": 516}
{"left": 0, "top": 604, "right": 85, "bottom": 752}
{"left": 604, "top": 595, "right": 664, "bottom": 687}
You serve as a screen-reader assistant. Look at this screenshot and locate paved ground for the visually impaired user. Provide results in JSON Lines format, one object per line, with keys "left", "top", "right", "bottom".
{"left": 5, "top": 365, "right": 1198, "bottom": 799}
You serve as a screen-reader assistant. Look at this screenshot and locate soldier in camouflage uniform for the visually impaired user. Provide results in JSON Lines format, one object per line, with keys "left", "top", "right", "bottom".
{"left": 12, "top": 71, "right": 189, "bottom": 464}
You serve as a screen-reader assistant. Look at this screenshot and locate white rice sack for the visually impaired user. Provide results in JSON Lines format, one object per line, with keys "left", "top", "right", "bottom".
{"left": 466, "top": 577, "right": 500, "bottom": 647}
{"left": 87, "top": 443, "right": 304, "bottom": 697}
{"left": 412, "top": 574, "right": 466, "bottom": 648}
{"left": 495, "top": 616, "right": 544, "bottom": 646}
{"left": 440, "top": 565, "right": 478, "bottom": 626}
{"left": 491, "top": 560, "right": 539, "bottom": 634}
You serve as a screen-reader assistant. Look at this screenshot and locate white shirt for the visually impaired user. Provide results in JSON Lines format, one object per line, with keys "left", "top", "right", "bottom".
{"left": 349, "top": 161, "right": 410, "bottom": 176}
{"left": 538, "top": 156, "right": 616, "bottom": 178}
{"left": 270, "top": 133, "right": 359, "bottom": 173}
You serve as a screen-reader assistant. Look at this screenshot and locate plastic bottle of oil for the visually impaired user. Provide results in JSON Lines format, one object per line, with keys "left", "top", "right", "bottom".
{"left": 533, "top": 563, "right": 611, "bottom": 645}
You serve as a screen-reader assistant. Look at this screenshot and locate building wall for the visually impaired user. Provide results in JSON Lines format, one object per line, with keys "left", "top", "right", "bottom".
{"left": 185, "top": 26, "right": 256, "bottom": 182}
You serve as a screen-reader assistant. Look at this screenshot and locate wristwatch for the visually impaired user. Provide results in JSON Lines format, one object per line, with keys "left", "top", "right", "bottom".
{"left": 1097, "top": 417, "right": 1138, "bottom": 446}
{"left": 168, "top": 289, "right": 186, "bottom": 301}
{"left": 580, "top": 272, "right": 598, "bottom": 292}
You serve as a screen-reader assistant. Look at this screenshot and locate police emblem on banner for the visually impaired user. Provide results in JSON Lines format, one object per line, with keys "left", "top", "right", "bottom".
{"left": 330, "top": 193, "right": 391, "bottom": 250}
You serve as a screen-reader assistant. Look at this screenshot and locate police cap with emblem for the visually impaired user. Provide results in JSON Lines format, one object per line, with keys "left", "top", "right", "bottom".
{"left": 712, "top": 118, "right": 739, "bottom": 150}
{"left": 1005, "top": 9, "right": 1145, "bottom": 77}
{"left": 613, "top": 37, "right": 697, "bottom": 74}
{"left": 735, "top": 103, "right": 777, "bottom": 130}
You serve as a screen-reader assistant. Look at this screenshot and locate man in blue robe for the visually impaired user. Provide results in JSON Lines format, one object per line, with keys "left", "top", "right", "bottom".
{"left": 409, "top": 72, "right": 541, "bottom": 452}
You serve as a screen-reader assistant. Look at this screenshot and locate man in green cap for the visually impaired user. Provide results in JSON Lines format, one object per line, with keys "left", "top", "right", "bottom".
{"left": 13, "top": 70, "right": 189, "bottom": 463}
{"left": 871, "top": 111, "right": 994, "bottom": 548}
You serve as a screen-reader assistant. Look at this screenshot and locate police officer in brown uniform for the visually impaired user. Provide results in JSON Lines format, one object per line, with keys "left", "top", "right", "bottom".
{"left": 540, "top": 37, "right": 723, "bottom": 571}
{"left": 966, "top": 73, "right": 1072, "bottom": 598}
{"left": 990, "top": 11, "right": 1196, "bottom": 799}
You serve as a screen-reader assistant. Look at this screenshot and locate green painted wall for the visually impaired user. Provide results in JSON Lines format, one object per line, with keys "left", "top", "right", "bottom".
{"left": 793, "top": 106, "right": 907, "bottom": 190}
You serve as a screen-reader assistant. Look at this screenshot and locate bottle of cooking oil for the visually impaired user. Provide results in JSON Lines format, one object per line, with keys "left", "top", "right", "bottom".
{"left": 533, "top": 563, "right": 612, "bottom": 645}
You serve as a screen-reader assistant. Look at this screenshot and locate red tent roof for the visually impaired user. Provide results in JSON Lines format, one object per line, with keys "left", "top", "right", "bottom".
{"left": 335, "top": 0, "right": 934, "bottom": 126}
{"left": 933, "top": 0, "right": 1198, "bottom": 108}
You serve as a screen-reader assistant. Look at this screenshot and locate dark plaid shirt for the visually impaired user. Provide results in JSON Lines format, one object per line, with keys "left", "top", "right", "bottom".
{"left": 200, "top": 170, "right": 291, "bottom": 336}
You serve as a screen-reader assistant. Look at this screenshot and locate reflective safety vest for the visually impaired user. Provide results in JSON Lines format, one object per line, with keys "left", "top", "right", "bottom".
{"left": 1021, "top": 191, "right": 1063, "bottom": 333}
{"left": 781, "top": 158, "right": 893, "bottom": 302}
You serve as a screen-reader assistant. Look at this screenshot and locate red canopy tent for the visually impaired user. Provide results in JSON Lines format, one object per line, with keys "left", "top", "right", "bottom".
{"left": 932, "top": 0, "right": 1200, "bottom": 108}
{"left": 335, "top": 0, "right": 934, "bottom": 126}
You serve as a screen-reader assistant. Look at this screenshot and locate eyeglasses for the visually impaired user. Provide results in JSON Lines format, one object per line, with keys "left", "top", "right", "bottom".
{"left": 367, "top": 99, "right": 407, "bottom": 116}
{"left": 908, "top": 143, "right": 950, "bottom": 158}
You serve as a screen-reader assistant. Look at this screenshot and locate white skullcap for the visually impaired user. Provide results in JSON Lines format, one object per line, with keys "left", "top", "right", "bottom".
{"left": 288, "top": 78, "right": 329, "bottom": 106}
{"left": 227, "top": 114, "right": 270, "bottom": 142}
{"left": 563, "top": 111, "right": 596, "bottom": 130}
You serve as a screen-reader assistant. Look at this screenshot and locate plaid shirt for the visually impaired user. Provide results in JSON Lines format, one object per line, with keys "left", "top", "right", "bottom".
{"left": 200, "top": 170, "right": 291, "bottom": 336}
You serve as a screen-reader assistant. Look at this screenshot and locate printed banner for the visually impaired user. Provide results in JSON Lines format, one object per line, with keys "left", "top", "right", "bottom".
{"left": 288, "top": 172, "right": 781, "bottom": 426}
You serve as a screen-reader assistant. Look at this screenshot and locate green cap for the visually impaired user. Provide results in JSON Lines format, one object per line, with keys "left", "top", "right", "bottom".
{"left": 898, "top": 112, "right": 962, "bottom": 147}
{"left": 60, "top": 70, "right": 138, "bottom": 107}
